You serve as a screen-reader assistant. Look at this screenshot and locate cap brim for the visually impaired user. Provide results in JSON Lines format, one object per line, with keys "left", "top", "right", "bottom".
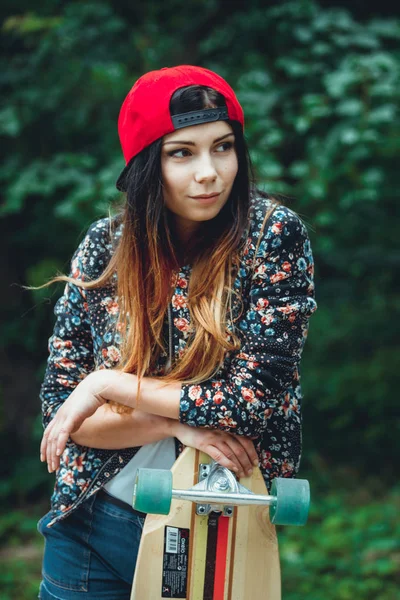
{"left": 116, "top": 163, "right": 130, "bottom": 192}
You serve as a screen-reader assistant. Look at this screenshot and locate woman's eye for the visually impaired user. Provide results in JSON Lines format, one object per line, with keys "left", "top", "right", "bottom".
{"left": 216, "top": 141, "right": 234, "bottom": 152}
{"left": 167, "top": 141, "right": 233, "bottom": 158}
{"left": 168, "top": 148, "right": 191, "bottom": 158}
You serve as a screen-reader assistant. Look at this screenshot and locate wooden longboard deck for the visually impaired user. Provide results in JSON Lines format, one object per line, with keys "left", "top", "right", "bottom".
{"left": 131, "top": 447, "right": 281, "bottom": 600}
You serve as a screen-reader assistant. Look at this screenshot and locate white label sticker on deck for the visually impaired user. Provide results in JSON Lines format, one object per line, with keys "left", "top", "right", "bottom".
{"left": 166, "top": 526, "right": 179, "bottom": 553}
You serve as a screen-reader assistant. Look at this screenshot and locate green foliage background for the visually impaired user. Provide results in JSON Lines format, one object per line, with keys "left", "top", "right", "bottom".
{"left": 1, "top": 1, "right": 399, "bottom": 598}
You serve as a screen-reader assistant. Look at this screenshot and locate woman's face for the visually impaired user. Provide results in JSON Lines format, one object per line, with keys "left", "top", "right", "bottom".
{"left": 161, "top": 120, "right": 238, "bottom": 242}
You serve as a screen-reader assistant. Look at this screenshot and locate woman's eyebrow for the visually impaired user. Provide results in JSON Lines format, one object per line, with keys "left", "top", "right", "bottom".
{"left": 163, "top": 132, "right": 234, "bottom": 146}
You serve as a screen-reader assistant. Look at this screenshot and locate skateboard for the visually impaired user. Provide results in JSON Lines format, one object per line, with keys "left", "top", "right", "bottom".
{"left": 130, "top": 447, "right": 310, "bottom": 600}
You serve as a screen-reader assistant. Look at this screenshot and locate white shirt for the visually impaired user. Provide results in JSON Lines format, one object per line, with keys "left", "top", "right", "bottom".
{"left": 103, "top": 437, "right": 176, "bottom": 506}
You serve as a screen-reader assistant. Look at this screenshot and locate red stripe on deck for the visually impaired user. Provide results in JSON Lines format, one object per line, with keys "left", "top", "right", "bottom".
{"left": 213, "top": 516, "right": 230, "bottom": 600}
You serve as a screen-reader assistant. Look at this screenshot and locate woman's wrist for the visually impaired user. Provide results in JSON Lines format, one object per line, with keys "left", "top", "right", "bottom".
{"left": 129, "top": 410, "right": 178, "bottom": 442}
{"left": 169, "top": 419, "right": 183, "bottom": 438}
{"left": 88, "top": 369, "right": 138, "bottom": 408}
{"left": 88, "top": 369, "right": 182, "bottom": 420}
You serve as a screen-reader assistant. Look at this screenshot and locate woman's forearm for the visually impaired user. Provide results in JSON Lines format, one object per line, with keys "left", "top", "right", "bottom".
{"left": 42, "top": 370, "right": 261, "bottom": 476}
{"left": 70, "top": 403, "right": 176, "bottom": 449}
{"left": 96, "top": 370, "right": 181, "bottom": 420}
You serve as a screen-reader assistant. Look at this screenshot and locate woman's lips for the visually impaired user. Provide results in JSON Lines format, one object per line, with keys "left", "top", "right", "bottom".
{"left": 190, "top": 193, "right": 221, "bottom": 204}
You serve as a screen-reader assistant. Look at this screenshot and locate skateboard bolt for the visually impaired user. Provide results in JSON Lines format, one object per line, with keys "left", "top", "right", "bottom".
{"left": 214, "top": 477, "right": 229, "bottom": 491}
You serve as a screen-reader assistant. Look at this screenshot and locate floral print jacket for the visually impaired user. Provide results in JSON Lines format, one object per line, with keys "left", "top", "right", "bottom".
{"left": 40, "top": 195, "right": 317, "bottom": 526}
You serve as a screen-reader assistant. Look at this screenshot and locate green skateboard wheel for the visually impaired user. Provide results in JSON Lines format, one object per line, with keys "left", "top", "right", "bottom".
{"left": 269, "top": 478, "right": 310, "bottom": 526}
{"left": 133, "top": 468, "right": 173, "bottom": 515}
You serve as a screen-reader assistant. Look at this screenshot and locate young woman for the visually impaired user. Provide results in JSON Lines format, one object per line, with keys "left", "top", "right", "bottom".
{"left": 37, "top": 65, "right": 317, "bottom": 599}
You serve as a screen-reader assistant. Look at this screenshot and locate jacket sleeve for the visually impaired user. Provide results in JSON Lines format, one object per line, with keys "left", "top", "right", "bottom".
{"left": 39, "top": 227, "right": 96, "bottom": 430}
{"left": 179, "top": 206, "right": 318, "bottom": 437}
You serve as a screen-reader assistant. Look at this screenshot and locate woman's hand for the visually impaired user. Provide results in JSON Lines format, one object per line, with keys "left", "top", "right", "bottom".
{"left": 172, "top": 422, "right": 259, "bottom": 478}
{"left": 40, "top": 370, "right": 112, "bottom": 473}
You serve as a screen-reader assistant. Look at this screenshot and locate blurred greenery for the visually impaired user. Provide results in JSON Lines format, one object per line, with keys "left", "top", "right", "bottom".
{"left": 279, "top": 475, "right": 400, "bottom": 600}
{"left": 1, "top": 0, "right": 399, "bottom": 598}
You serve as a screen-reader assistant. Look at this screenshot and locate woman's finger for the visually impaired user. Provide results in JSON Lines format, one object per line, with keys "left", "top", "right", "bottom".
{"left": 40, "top": 420, "right": 54, "bottom": 461}
{"left": 215, "top": 440, "right": 245, "bottom": 475}
{"left": 48, "top": 414, "right": 62, "bottom": 471}
{"left": 52, "top": 412, "right": 83, "bottom": 470}
{"left": 50, "top": 417, "right": 63, "bottom": 471}
{"left": 46, "top": 425, "right": 54, "bottom": 472}
{"left": 230, "top": 435, "right": 259, "bottom": 468}
{"left": 205, "top": 442, "right": 243, "bottom": 475}
{"left": 40, "top": 433, "right": 47, "bottom": 462}
{"left": 41, "top": 424, "right": 54, "bottom": 467}
{"left": 50, "top": 430, "right": 59, "bottom": 472}
{"left": 50, "top": 422, "right": 68, "bottom": 471}
{"left": 55, "top": 426, "right": 71, "bottom": 459}
{"left": 223, "top": 437, "right": 254, "bottom": 476}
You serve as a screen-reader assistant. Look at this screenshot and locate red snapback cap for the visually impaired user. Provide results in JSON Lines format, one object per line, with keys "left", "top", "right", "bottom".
{"left": 116, "top": 65, "right": 244, "bottom": 190}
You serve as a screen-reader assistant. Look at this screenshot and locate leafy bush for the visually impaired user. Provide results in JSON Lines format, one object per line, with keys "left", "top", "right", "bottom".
{"left": 280, "top": 478, "right": 400, "bottom": 600}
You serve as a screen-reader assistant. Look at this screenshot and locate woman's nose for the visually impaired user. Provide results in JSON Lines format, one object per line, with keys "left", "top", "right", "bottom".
{"left": 194, "top": 155, "right": 218, "bottom": 183}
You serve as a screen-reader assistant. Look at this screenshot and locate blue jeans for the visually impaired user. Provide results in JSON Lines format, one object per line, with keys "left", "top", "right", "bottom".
{"left": 37, "top": 490, "right": 145, "bottom": 599}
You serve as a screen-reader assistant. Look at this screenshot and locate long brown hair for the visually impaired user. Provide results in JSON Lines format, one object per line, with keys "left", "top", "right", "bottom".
{"left": 33, "top": 86, "right": 278, "bottom": 406}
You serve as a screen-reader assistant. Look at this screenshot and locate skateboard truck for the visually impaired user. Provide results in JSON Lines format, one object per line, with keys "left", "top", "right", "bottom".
{"left": 195, "top": 460, "right": 261, "bottom": 517}
{"left": 133, "top": 460, "right": 310, "bottom": 526}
